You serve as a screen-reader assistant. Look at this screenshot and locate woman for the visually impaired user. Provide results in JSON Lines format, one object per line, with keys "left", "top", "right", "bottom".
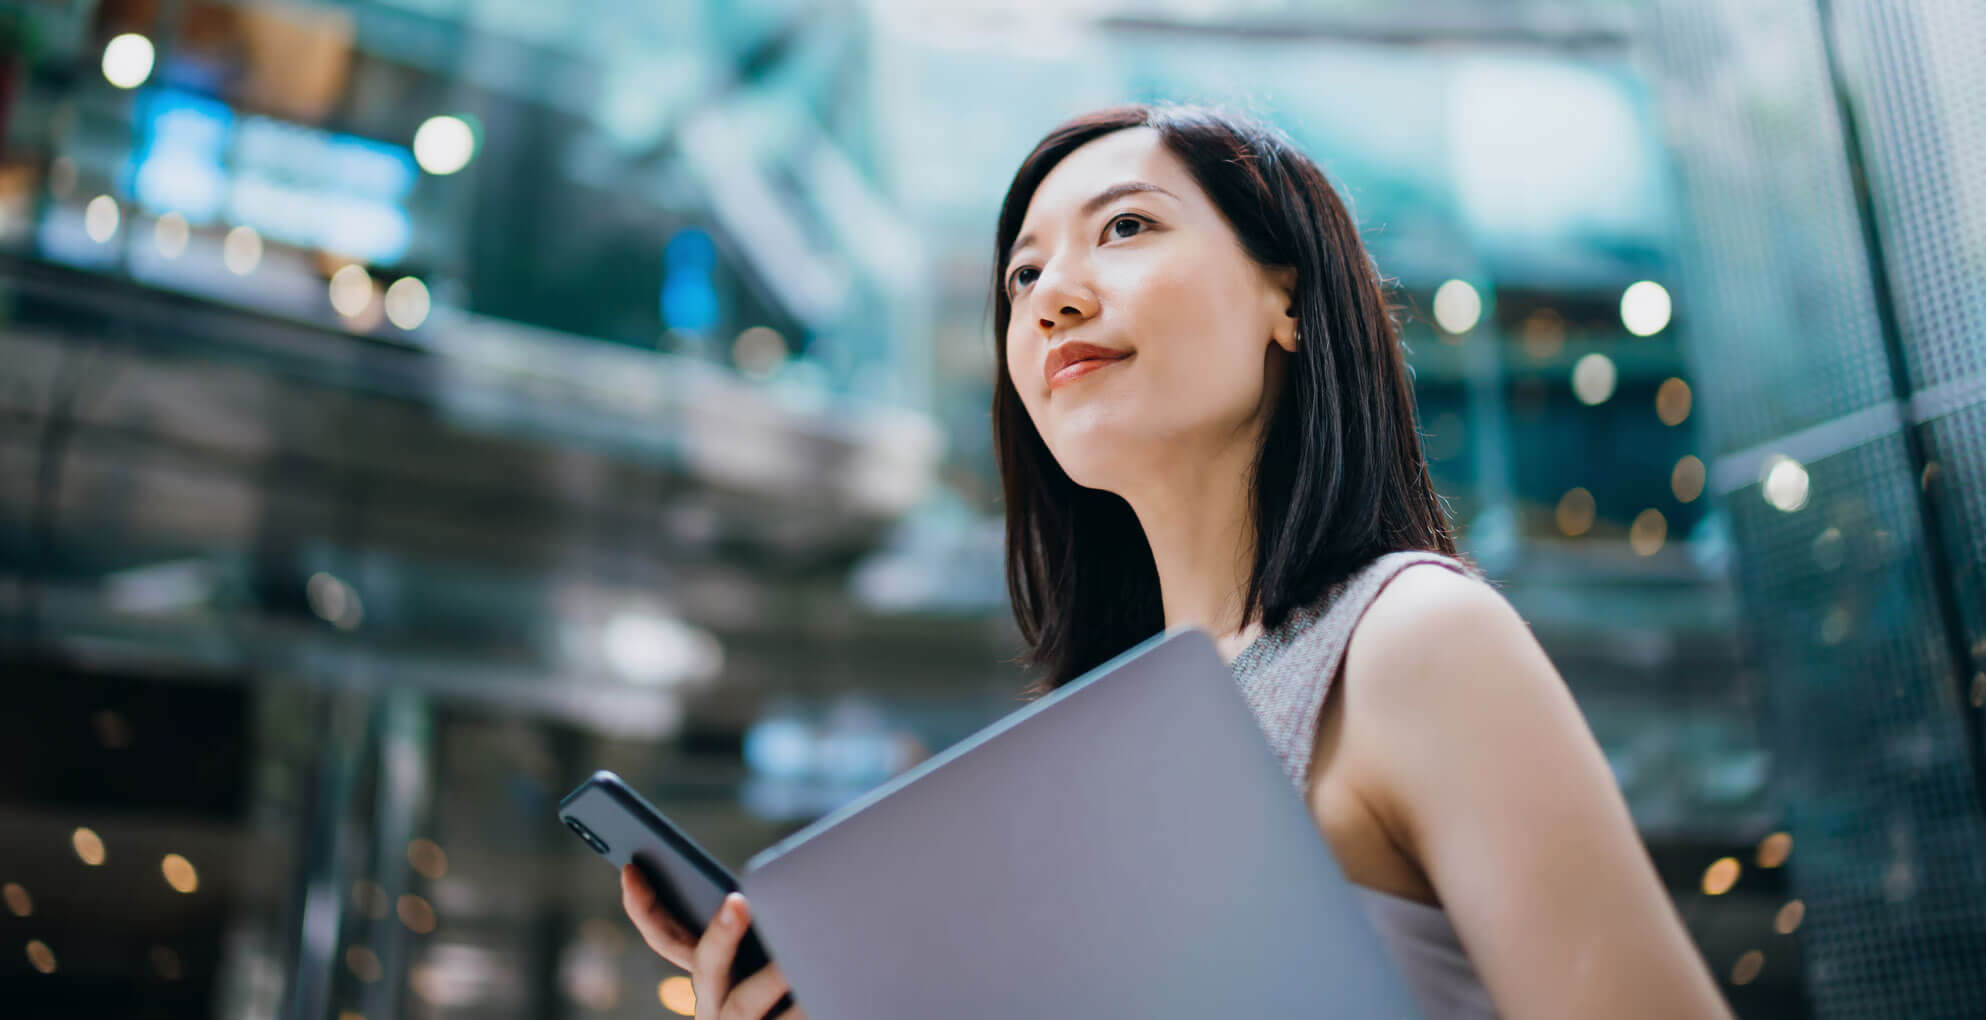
{"left": 622, "top": 104, "right": 1734, "bottom": 1019}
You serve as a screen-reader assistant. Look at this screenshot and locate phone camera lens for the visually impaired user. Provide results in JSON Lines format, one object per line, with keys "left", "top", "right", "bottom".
{"left": 564, "top": 817, "right": 609, "bottom": 854}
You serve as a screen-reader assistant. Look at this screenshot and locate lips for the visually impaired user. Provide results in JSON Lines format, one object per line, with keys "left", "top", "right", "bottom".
{"left": 1044, "top": 342, "right": 1134, "bottom": 390}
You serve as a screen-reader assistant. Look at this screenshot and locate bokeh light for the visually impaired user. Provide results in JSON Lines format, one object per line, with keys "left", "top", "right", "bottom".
{"left": 398, "top": 894, "right": 437, "bottom": 934}
{"left": 733, "top": 326, "right": 789, "bottom": 378}
{"left": 347, "top": 945, "right": 383, "bottom": 983}
{"left": 1519, "top": 307, "right": 1566, "bottom": 361}
{"left": 102, "top": 34, "right": 155, "bottom": 90}
{"left": 1655, "top": 377, "right": 1692, "bottom": 426}
{"left": 659, "top": 975, "right": 696, "bottom": 1015}
{"left": 84, "top": 196, "right": 120, "bottom": 243}
{"left": 1621, "top": 280, "right": 1672, "bottom": 336}
{"left": 1757, "top": 831, "right": 1793, "bottom": 868}
{"left": 154, "top": 213, "right": 190, "bottom": 259}
{"left": 409, "top": 838, "right": 449, "bottom": 880}
{"left": 1775, "top": 900, "right": 1806, "bottom": 935}
{"left": 151, "top": 945, "right": 182, "bottom": 980}
{"left": 1432, "top": 279, "right": 1483, "bottom": 334}
{"left": 329, "top": 265, "right": 376, "bottom": 319}
{"left": 26, "top": 939, "right": 56, "bottom": 974}
{"left": 2, "top": 884, "right": 30, "bottom": 917}
{"left": 1703, "top": 856, "right": 1741, "bottom": 895}
{"left": 414, "top": 116, "right": 477, "bottom": 175}
{"left": 1732, "top": 949, "right": 1765, "bottom": 985}
{"left": 352, "top": 880, "right": 390, "bottom": 920}
{"left": 72, "top": 826, "right": 106, "bottom": 866}
{"left": 1572, "top": 353, "right": 1617, "bottom": 405}
{"left": 1556, "top": 487, "right": 1596, "bottom": 537}
{"left": 161, "top": 853, "right": 199, "bottom": 894}
{"left": 1672, "top": 455, "right": 1706, "bottom": 503}
{"left": 1762, "top": 455, "right": 1811, "bottom": 513}
{"left": 224, "top": 226, "right": 263, "bottom": 276}
{"left": 1630, "top": 509, "right": 1667, "bottom": 557}
{"left": 308, "top": 572, "right": 365, "bottom": 630}
{"left": 385, "top": 277, "right": 432, "bottom": 330}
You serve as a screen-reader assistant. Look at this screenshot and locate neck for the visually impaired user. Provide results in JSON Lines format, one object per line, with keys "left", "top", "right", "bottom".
{"left": 1116, "top": 431, "right": 1262, "bottom": 657}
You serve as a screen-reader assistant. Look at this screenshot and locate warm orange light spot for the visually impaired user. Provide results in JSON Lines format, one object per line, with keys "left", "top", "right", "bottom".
{"left": 1703, "top": 856, "right": 1741, "bottom": 895}
{"left": 397, "top": 894, "right": 437, "bottom": 935}
{"left": 72, "top": 827, "right": 106, "bottom": 866}
{"left": 1756, "top": 832, "right": 1792, "bottom": 869}
{"left": 408, "top": 839, "right": 448, "bottom": 880}
{"left": 659, "top": 975, "right": 696, "bottom": 1015}
{"left": 162, "top": 854, "right": 199, "bottom": 894}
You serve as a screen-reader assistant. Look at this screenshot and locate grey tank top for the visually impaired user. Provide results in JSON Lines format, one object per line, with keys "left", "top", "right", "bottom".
{"left": 1227, "top": 549, "right": 1499, "bottom": 1020}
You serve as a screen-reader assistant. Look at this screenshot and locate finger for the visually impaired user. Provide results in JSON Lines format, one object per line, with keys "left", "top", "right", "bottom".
{"left": 621, "top": 864, "right": 695, "bottom": 969}
{"left": 724, "top": 962, "right": 792, "bottom": 1020}
{"left": 693, "top": 892, "right": 748, "bottom": 1014}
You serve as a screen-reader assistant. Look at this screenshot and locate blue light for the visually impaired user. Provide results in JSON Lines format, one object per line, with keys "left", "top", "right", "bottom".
{"left": 123, "top": 89, "right": 419, "bottom": 264}
{"left": 664, "top": 228, "right": 717, "bottom": 272}
{"left": 129, "top": 89, "right": 233, "bottom": 220}
{"left": 662, "top": 276, "right": 720, "bottom": 332}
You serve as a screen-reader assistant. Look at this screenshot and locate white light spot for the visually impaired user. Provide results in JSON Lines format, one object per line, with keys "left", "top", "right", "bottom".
{"left": 1572, "top": 353, "right": 1617, "bottom": 405}
{"left": 306, "top": 572, "right": 364, "bottom": 630}
{"left": 1621, "top": 280, "right": 1672, "bottom": 336}
{"left": 732, "top": 326, "right": 788, "bottom": 378}
{"left": 102, "top": 34, "right": 156, "bottom": 90}
{"left": 85, "top": 195, "right": 120, "bottom": 243}
{"left": 1432, "top": 279, "right": 1483, "bottom": 334}
{"left": 1762, "top": 455, "right": 1811, "bottom": 513}
{"left": 328, "top": 264, "right": 375, "bottom": 318}
{"left": 384, "top": 277, "right": 431, "bottom": 330}
{"left": 413, "top": 116, "right": 477, "bottom": 176}
{"left": 223, "top": 226, "right": 262, "bottom": 275}
{"left": 154, "top": 212, "right": 189, "bottom": 259}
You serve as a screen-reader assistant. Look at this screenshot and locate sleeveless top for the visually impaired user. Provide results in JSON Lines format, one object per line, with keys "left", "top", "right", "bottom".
{"left": 1227, "top": 549, "right": 1500, "bottom": 1020}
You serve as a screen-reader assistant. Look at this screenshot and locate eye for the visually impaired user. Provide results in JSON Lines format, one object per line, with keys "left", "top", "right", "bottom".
{"left": 1105, "top": 213, "right": 1150, "bottom": 240}
{"left": 1007, "top": 265, "right": 1039, "bottom": 295}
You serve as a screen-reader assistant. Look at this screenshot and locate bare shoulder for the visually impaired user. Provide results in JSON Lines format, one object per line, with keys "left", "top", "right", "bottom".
{"left": 1335, "top": 562, "right": 1733, "bottom": 1017}
{"left": 1336, "top": 559, "right": 1575, "bottom": 846}
{"left": 1345, "top": 562, "right": 1537, "bottom": 689}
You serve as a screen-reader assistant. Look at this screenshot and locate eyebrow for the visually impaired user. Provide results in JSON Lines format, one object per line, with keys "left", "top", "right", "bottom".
{"left": 1007, "top": 181, "right": 1179, "bottom": 265}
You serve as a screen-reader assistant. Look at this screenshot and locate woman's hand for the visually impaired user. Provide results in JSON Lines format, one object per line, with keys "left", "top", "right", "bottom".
{"left": 620, "top": 863, "right": 804, "bottom": 1019}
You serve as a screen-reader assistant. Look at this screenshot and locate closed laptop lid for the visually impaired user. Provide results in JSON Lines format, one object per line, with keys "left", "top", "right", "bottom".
{"left": 739, "top": 627, "right": 1423, "bottom": 1019}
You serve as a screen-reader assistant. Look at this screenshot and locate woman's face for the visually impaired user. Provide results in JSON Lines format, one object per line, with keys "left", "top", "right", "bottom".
{"left": 1004, "top": 127, "right": 1297, "bottom": 493}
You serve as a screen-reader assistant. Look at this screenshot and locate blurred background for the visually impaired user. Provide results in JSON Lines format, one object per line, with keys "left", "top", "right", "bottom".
{"left": 0, "top": 0, "right": 1982, "bottom": 1017}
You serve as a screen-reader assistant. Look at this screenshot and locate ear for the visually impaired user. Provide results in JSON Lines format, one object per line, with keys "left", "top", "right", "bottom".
{"left": 1264, "top": 265, "right": 1299, "bottom": 353}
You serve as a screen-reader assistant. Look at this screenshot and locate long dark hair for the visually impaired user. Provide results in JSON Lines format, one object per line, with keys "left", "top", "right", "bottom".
{"left": 992, "top": 103, "right": 1466, "bottom": 693}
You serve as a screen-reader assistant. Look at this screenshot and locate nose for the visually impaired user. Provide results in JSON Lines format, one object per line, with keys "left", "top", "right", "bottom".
{"left": 1029, "top": 264, "right": 1097, "bottom": 334}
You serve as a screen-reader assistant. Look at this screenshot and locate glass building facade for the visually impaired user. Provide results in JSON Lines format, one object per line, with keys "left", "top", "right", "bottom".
{"left": 0, "top": 1, "right": 1980, "bottom": 1017}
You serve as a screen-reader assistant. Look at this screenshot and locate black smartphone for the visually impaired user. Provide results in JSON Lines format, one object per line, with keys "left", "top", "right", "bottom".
{"left": 559, "top": 770, "right": 790, "bottom": 1010}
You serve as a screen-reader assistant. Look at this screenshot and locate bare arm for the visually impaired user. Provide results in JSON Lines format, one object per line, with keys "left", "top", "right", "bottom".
{"left": 1345, "top": 567, "right": 1733, "bottom": 1019}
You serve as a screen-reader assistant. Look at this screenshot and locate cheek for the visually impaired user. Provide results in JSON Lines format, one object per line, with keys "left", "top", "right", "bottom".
{"left": 1114, "top": 257, "right": 1269, "bottom": 414}
{"left": 1005, "top": 330, "right": 1046, "bottom": 413}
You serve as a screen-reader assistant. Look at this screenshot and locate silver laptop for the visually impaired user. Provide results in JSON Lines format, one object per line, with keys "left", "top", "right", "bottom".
{"left": 739, "top": 626, "right": 1423, "bottom": 1019}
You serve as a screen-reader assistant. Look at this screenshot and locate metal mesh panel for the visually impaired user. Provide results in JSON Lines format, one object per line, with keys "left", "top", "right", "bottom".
{"left": 1834, "top": 0, "right": 1986, "bottom": 393}
{"left": 1647, "top": 0, "right": 1986, "bottom": 1014}
{"left": 1724, "top": 430, "right": 1986, "bottom": 1017}
{"left": 1642, "top": 0, "right": 1897, "bottom": 459}
{"left": 1832, "top": 0, "right": 1986, "bottom": 767}
{"left": 1919, "top": 408, "right": 1986, "bottom": 695}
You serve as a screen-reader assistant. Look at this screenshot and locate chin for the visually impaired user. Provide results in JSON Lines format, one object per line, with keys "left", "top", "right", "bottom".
{"left": 1042, "top": 417, "right": 1154, "bottom": 493}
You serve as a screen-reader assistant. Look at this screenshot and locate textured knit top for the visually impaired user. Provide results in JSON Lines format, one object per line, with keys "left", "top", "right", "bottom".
{"left": 1227, "top": 549, "right": 1499, "bottom": 1020}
